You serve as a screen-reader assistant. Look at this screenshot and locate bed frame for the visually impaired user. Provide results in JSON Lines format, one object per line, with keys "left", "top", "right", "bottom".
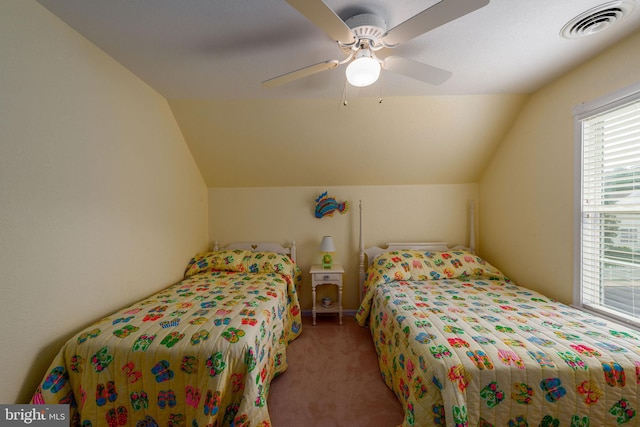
{"left": 357, "top": 200, "right": 475, "bottom": 299}
{"left": 213, "top": 240, "right": 297, "bottom": 263}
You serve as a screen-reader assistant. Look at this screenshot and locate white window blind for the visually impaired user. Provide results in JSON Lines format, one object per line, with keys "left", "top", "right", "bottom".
{"left": 578, "top": 94, "right": 640, "bottom": 325}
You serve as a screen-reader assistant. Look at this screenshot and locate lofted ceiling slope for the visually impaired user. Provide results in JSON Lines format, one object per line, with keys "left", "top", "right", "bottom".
{"left": 169, "top": 95, "right": 528, "bottom": 187}
{"left": 35, "top": 0, "right": 640, "bottom": 187}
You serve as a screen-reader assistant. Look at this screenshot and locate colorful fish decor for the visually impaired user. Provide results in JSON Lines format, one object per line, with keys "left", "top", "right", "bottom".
{"left": 315, "top": 192, "right": 349, "bottom": 218}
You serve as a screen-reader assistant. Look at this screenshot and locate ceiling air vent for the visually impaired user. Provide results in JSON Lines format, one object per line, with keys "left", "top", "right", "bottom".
{"left": 561, "top": 0, "right": 637, "bottom": 39}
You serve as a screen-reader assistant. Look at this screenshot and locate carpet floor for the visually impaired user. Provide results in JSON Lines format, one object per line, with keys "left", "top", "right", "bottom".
{"left": 268, "top": 314, "right": 404, "bottom": 427}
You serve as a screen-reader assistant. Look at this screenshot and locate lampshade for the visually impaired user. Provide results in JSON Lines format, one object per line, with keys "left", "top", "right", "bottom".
{"left": 345, "top": 49, "right": 381, "bottom": 87}
{"left": 319, "top": 236, "right": 336, "bottom": 252}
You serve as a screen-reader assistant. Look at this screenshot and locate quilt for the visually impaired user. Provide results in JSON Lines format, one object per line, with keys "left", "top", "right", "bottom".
{"left": 32, "top": 249, "right": 302, "bottom": 427}
{"left": 356, "top": 249, "right": 640, "bottom": 426}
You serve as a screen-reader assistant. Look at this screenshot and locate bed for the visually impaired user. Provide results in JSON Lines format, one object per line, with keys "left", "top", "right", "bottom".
{"left": 355, "top": 205, "right": 640, "bottom": 426}
{"left": 31, "top": 241, "right": 302, "bottom": 427}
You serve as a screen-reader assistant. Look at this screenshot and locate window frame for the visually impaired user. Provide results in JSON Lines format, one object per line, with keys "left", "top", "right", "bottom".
{"left": 573, "top": 80, "right": 640, "bottom": 329}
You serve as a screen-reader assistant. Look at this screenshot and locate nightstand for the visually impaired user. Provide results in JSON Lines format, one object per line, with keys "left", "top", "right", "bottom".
{"left": 309, "top": 264, "right": 344, "bottom": 325}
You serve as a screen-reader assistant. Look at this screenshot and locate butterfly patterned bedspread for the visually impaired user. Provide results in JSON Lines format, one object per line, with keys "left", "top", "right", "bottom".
{"left": 356, "top": 250, "right": 640, "bottom": 427}
{"left": 32, "top": 249, "right": 302, "bottom": 427}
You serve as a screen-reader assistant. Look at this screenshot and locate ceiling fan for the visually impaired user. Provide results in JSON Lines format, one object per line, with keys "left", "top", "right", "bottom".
{"left": 262, "top": 0, "right": 490, "bottom": 89}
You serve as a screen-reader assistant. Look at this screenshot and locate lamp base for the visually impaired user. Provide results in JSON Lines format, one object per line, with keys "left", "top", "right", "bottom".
{"left": 322, "top": 253, "right": 333, "bottom": 269}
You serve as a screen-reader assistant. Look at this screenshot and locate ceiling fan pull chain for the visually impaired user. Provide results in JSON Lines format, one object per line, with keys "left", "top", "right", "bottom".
{"left": 340, "top": 79, "right": 349, "bottom": 107}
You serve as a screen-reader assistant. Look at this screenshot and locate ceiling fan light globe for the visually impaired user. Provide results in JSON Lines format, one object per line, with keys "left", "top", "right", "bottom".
{"left": 345, "top": 56, "right": 380, "bottom": 87}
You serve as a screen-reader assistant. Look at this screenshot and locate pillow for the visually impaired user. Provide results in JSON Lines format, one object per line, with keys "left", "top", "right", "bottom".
{"left": 184, "top": 249, "right": 249, "bottom": 278}
{"left": 423, "top": 250, "right": 506, "bottom": 281}
{"left": 370, "top": 250, "right": 442, "bottom": 282}
{"left": 242, "top": 251, "right": 298, "bottom": 279}
{"left": 185, "top": 248, "right": 302, "bottom": 283}
{"left": 367, "top": 249, "right": 506, "bottom": 284}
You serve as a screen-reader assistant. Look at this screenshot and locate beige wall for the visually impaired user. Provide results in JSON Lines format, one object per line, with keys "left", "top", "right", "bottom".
{"left": 209, "top": 184, "right": 478, "bottom": 311}
{"left": 0, "top": 1, "right": 208, "bottom": 403}
{"left": 479, "top": 29, "right": 640, "bottom": 303}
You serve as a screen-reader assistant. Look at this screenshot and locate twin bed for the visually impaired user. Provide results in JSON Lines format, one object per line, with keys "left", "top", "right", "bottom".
{"left": 32, "top": 241, "right": 301, "bottom": 427}
{"left": 355, "top": 203, "right": 640, "bottom": 426}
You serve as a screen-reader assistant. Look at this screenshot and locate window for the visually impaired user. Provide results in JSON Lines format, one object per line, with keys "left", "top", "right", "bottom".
{"left": 574, "top": 82, "right": 640, "bottom": 327}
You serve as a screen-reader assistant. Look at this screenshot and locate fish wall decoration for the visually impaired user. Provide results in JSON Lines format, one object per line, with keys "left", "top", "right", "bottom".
{"left": 315, "top": 192, "right": 349, "bottom": 218}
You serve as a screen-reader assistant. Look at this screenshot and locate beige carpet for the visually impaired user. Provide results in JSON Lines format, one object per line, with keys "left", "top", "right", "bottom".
{"left": 268, "top": 315, "right": 404, "bottom": 427}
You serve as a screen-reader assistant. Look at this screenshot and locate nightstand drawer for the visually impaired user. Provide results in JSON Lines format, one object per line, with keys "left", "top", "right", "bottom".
{"left": 313, "top": 272, "right": 341, "bottom": 282}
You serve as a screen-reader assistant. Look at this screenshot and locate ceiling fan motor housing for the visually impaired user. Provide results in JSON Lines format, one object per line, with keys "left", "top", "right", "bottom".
{"left": 343, "top": 13, "right": 387, "bottom": 50}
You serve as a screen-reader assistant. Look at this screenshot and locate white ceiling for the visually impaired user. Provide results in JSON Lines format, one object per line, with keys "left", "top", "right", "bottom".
{"left": 35, "top": 0, "right": 640, "bottom": 99}
{"left": 35, "top": 0, "right": 640, "bottom": 188}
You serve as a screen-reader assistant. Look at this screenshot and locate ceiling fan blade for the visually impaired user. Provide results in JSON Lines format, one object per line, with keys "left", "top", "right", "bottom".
{"left": 285, "top": 0, "right": 356, "bottom": 45}
{"left": 262, "top": 60, "right": 340, "bottom": 88}
{"left": 383, "top": 0, "right": 490, "bottom": 46}
{"left": 382, "top": 56, "right": 452, "bottom": 86}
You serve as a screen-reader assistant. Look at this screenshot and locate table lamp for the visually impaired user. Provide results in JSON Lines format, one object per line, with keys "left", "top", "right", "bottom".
{"left": 320, "top": 236, "right": 336, "bottom": 269}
